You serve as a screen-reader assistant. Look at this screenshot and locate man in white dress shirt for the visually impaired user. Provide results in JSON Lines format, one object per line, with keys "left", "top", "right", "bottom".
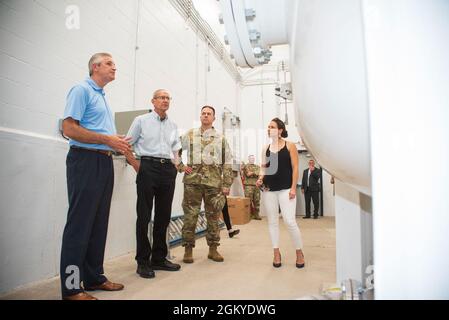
{"left": 125, "top": 89, "right": 182, "bottom": 278}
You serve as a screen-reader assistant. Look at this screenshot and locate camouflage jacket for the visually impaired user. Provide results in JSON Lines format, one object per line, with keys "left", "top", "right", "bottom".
{"left": 242, "top": 164, "right": 260, "bottom": 186}
{"left": 178, "top": 127, "right": 234, "bottom": 189}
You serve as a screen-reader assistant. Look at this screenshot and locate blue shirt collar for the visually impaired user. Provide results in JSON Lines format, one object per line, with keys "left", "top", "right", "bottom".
{"left": 85, "top": 77, "right": 105, "bottom": 95}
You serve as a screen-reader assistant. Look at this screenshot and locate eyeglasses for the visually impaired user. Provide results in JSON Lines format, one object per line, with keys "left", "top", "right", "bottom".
{"left": 155, "top": 96, "right": 172, "bottom": 101}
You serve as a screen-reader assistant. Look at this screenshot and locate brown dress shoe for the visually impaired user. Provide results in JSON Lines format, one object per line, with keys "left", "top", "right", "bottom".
{"left": 84, "top": 280, "right": 124, "bottom": 291}
{"left": 63, "top": 292, "right": 98, "bottom": 300}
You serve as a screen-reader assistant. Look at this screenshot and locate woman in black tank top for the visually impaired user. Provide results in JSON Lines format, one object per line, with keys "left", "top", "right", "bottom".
{"left": 256, "top": 118, "right": 305, "bottom": 268}
{"left": 262, "top": 143, "right": 293, "bottom": 191}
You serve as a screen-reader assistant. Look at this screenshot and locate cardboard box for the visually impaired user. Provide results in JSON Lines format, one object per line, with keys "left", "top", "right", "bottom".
{"left": 225, "top": 196, "right": 251, "bottom": 225}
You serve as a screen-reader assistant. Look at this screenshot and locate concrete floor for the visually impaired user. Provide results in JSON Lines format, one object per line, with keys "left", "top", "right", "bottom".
{"left": 0, "top": 217, "right": 336, "bottom": 300}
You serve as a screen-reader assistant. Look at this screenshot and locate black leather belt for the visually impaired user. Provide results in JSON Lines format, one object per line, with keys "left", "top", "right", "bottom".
{"left": 140, "top": 156, "right": 172, "bottom": 164}
{"left": 71, "top": 146, "right": 113, "bottom": 157}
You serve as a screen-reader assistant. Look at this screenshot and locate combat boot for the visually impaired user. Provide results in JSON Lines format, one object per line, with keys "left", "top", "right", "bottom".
{"left": 183, "top": 245, "right": 194, "bottom": 263}
{"left": 208, "top": 246, "right": 224, "bottom": 262}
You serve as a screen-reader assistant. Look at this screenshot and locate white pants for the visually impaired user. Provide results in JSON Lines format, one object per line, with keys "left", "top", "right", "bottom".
{"left": 262, "top": 189, "right": 303, "bottom": 249}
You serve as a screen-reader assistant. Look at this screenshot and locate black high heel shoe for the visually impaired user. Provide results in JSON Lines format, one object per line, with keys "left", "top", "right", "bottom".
{"left": 273, "top": 253, "right": 282, "bottom": 268}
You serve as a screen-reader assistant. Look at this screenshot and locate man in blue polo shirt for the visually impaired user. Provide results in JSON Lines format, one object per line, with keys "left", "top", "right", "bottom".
{"left": 60, "top": 53, "right": 131, "bottom": 300}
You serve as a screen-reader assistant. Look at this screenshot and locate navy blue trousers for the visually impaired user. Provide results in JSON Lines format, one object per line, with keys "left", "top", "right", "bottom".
{"left": 60, "top": 148, "right": 114, "bottom": 297}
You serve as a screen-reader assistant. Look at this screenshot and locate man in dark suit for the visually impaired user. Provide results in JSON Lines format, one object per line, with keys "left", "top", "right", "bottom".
{"left": 301, "top": 159, "right": 321, "bottom": 219}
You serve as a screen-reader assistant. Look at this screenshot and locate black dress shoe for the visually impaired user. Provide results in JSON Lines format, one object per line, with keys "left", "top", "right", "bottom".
{"left": 137, "top": 264, "right": 155, "bottom": 279}
{"left": 313, "top": 215, "right": 318, "bottom": 219}
{"left": 303, "top": 216, "right": 311, "bottom": 219}
{"left": 151, "top": 259, "right": 181, "bottom": 271}
{"left": 228, "top": 229, "right": 240, "bottom": 238}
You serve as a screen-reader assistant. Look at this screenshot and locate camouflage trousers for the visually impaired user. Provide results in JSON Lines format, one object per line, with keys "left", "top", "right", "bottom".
{"left": 244, "top": 185, "right": 261, "bottom": 218}
{"left": 182, "top": 184, "right": 225, "bottom": 248}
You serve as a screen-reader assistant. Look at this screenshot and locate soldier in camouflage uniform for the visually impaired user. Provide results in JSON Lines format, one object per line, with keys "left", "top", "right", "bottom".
{"left": 241, "top": 155, "right": 262, "bottom": 220}
{"left": 177, "top": 106, "right": 233, "bottom": 263}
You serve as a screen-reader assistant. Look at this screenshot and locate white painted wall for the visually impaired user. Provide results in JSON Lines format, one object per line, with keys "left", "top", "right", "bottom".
{"left": 363, "top": 0, "right": 449, "bottom": 299}
{"left": 334, "top": 180, "right": 373, "bottom": 286}
{"left": 0, "top": 0, "right": 238, "bottom": 294}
